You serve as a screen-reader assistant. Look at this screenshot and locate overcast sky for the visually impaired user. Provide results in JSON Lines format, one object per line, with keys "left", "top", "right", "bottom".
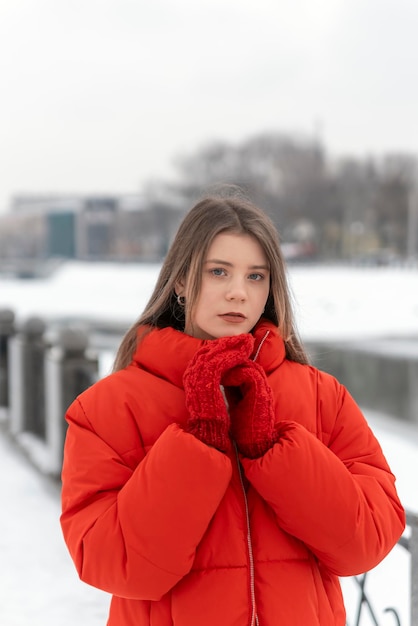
{"left": 0, "top": 0, "right": 417, "bottom": 212}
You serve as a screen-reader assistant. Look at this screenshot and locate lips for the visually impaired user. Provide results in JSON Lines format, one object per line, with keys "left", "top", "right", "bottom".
{"left": 219, "top": 312, "right": 246, "bottom": 322}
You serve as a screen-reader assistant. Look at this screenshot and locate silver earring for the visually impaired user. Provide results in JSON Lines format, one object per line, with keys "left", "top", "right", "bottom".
{"left": 177, "top": 294, "right": 186, "bottom": 306}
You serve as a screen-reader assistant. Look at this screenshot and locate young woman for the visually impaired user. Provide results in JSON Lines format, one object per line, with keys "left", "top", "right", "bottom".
{"left": 60, "top": 191, "right": 405, "bottom": 625}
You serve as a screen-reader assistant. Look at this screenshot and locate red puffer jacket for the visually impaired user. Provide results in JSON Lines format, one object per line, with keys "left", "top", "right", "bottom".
{"left": 60, "top": 320, "right": 405, "bottom": 625}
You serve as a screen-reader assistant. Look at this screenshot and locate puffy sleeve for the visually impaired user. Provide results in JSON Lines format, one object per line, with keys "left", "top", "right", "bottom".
{"left": 240, "top": 375, "right": 405, "bottom": 577}
{"left": 60, "top": 396, "right": 232, "bottom": 600}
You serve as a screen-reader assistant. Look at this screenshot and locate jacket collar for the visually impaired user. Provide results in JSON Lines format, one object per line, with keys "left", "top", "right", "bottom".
{"left": 132, "top": 319, "right": 286, "bottom": 389}
{"left": 251, "top": 319, "right": 286, "bottom": 372}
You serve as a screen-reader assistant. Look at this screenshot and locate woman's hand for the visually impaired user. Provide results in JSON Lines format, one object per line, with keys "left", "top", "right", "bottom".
{"left": 183, "top": 334, "right": 254, "bottom": 452}
{"left": 224, "top": 361, "right": 276, "bottom": 458}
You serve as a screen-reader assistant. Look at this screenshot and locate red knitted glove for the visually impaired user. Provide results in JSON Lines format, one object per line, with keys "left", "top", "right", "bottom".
{"left": 183, "top": 334, "right": 254, "bottom": 452}
{"left": 223, "top": 361, "right": 276, "bottom": 458}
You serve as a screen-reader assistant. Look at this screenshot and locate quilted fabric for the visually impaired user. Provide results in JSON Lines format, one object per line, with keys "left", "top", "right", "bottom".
{"left": 60, "top": 319, "right": 405, "bottom": 625}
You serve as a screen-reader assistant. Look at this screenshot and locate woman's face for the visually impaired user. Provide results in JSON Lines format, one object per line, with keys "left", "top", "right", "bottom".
{"left": 184, "top": 232, "right": 270, "bottom": 340}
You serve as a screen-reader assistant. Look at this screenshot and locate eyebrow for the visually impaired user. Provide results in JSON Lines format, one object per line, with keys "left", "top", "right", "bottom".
{"left": 205, "top": 258, "right": 270, "bottom": 270}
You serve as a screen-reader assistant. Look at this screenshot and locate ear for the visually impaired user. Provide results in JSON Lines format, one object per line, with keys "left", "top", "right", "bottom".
{"left": 174, "top": 280, "right": 185, "bottom": 296}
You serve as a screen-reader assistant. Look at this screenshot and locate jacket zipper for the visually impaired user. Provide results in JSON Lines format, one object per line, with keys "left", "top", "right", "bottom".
{"left": 234, "top": 442, "right": 259, "bottom": 626}
{"left": 229, "top": 330, "right": 269, "bottom": 625}
{"left": 245, "top": 329, "right": 269, "bottom": 624}
{"left": 252, "top": 330, "right": 270, "bottom": 363}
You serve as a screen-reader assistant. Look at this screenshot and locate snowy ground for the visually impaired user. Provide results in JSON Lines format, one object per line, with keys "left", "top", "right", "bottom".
{"left": 0, "top": 414, "right": 110, "bottom": 626}
{"left": 1, "top": 262, "right": 418, "bottom": 625}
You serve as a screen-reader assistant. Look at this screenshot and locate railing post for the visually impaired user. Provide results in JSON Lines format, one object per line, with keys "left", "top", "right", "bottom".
{"left": 8, "top": 316, "right": 47, "bottom": 437}
{"left": 0, "top": 308, "right": 15, "bottom": 410}
{"left": 408, "top": 511, "right": 418, "bottom": 626}
{"left": 44, "top": 326, "right": 98, "bottom": 475}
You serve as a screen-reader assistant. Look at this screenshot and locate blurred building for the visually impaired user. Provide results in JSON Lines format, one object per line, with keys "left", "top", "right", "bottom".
{"left": 0, "top": 192, "right": 186, "bottom": 272}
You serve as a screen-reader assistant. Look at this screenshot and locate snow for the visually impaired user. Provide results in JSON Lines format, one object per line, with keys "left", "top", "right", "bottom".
{"left": 0, "top": 420, "right": 110, "bottom": 625}
{"left": 288, "top": 264, "right": 418, "bottom": 342}
{"left": 1, "top": 262, "right": 418, "bottom": 625}
{"left": 0, "top": 261, "right": 161, "bottom": 327}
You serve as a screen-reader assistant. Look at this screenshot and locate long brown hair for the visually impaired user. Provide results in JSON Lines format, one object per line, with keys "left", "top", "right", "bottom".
{"left": 113, "top": 189, "right": 309, "bottom": 370}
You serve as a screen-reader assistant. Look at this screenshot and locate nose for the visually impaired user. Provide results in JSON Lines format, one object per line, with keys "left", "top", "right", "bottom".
{"left": 226, "top": 278, "right": 247, "bottom": 301}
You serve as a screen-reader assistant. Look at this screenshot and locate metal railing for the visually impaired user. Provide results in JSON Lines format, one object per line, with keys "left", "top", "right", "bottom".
{"left": 345, "top": 510, "right": 418, "bottom": 625}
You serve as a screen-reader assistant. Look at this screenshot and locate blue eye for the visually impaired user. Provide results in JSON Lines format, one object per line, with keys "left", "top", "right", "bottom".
{"left": 249, "top": 273, "right": 263, "bottom": 281}
{"left": 211, "top": 268, "right": 225, "bottom": 276}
